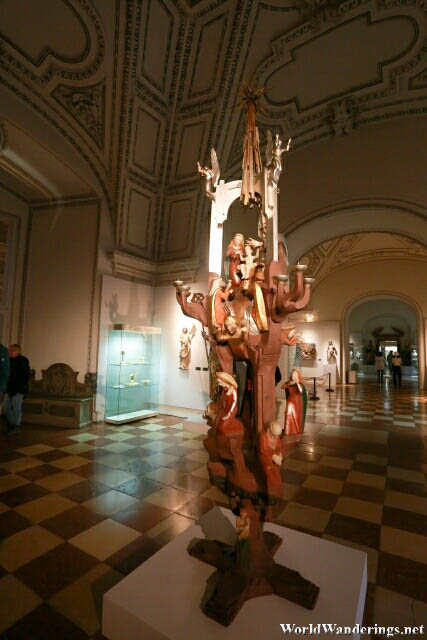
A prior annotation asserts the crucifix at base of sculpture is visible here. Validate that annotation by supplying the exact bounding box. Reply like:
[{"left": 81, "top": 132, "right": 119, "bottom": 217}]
[{"left": 173, "top": 84, "right": 317, "bottom": 626}]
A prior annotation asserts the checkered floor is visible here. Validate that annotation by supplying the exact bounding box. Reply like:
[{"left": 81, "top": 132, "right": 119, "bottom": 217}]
[{"left": 0, "top": 378, "right": 426, "bottom": 638}]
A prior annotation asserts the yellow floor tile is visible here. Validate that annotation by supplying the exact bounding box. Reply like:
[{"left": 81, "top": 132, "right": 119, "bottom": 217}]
[
  {"left": 60, "top": 443, "right": 94, "bottom": 454},
  {"left": 334, "top": 496, "right": 383, "bottom": 524},
  {"left": 69, "top": 519, "right": 140, "bottom": 560},
  {"left": 49, "top": 563, "right": 111, "bottom": 635},
  {"left": 355, "top": 453, "right": 387, "bottom": 466},
  {"left": 82, "top": 489, "right": 139, "bottom": 516},
  {"left": 91, "top": 469, "right": 136, "bottom": 488},
  {"left": 284, "top": 458, "right": 318, "bottom": 474},
  {"left": 50, "top": 455, "right": 91, "bottom": 470},
  {"left": 185, "top": 450, "right": 209, "bottom": 462},
  {"left": 16, "top": 444, "right": 54, "bottom": 456},
  {"left": 277, "top": 501, "right": 331, "bottom": 533},
  {"left": 144, "top": 486, "right": 194, "bottom": 510},
  {"left": 380, "top": 526, "right": 427, "bottom": 565},
  {"left": 347, "top": 470, "right": 386, "bottom": 489},
  {"left": 35, "top": 471, "right": 83, "bottom": 491},
  {"left": 16, "top": 493, "right": 75, "bottom": 523},
  {"left": 374, "top": 586, "right": 417, "bottom": 628},
  {"left": 302, "top": 474, "right": 344, "bottom": 494},
  {"left": 319, "top": 455, "right": 353, "bottom": 470},
  {"left": 0, "top": 474, "right": 30, "bottom": 493},
  {"left": 0, "top": 574, "right": 42, "bottom": 633},
  {"left": 146, "top": 512, "right": 193, "bottom": 543},
  {"left": 384, "top": 490, "right": 427, "bottom": 516},
  {"left": 387, "top": 466, "right": 426, "bottom": 485},
  {"left": 192, "top": 465, "right": 209, "bottom": 479},
  {"left": 0, "top": 457, "right": 43, "bottom": 473},
  {"left": 0, "top": 525, "right": 62, "bottom": 571}
]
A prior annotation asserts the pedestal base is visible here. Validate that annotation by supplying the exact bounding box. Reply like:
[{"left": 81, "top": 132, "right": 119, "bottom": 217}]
[{"left": 103, "top": 508, "right": 367, "bottom": 640}]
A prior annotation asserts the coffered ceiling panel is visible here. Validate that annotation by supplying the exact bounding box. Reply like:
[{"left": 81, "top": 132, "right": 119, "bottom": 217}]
[
  {"left": 132, "top": 104, "right": 164, "bottom": 180},
  {"left": 139, "top": 0, "right": 179, "bottom": 98},
  {"left": 125, "top": 186, "right": 154, "bottom": 257},
  {"left": 162, "top": 194, "right": 197, "bottom": 259},
  {"left": 173, "top": 118, "right": 209, "bottom": 180},
  {"left": 264, "top": 14, "right": 417, "bottom": 110},
  {"left": 0, "top": 0, "right": 88, "bottom": 66},
  {"left": 186, "top": 11, "right": 229, "bottom": 100}
]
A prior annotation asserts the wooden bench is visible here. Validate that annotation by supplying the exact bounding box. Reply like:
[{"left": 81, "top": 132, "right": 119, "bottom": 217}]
[{"left": 22, "top": 363, "right": 95, "bottom": 429}]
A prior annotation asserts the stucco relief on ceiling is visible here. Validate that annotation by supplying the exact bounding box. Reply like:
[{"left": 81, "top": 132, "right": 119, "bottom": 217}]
[
  {"left": 0, "top": 0, "right": 426, "bottom": 266},
  {"left": 299, "top": 232, "right": 427, "bottom": 288}
]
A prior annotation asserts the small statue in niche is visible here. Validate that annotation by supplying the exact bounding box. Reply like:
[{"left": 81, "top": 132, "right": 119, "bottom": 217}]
[
  {"left": 326, "top": 340, "right": 338, "bottom": 365},
  {"left": 240, "top": 237, "right": 264, "bottom": 290},
  {"left": 209, "top": 277, "right": 232, "bottom": 333},
  {"left": 259, "top": 420, "right": 283, "bottom": 499},
  {"left": 281, "top": 368, "right": 307, "bottom": 435},
  {"left": 215, "top": 371, "right": 244, "bottom": 439},
  {"left": 179, "top": 325, "right": 196, "bottom": 370},
  {"left": 226, "top": 233, "right": 245, "bottom": 288}
]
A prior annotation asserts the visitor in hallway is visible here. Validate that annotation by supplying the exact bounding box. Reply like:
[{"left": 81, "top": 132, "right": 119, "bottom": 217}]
[
  {"left": 375, "top": 350, "right": 385, "bottom": 383},
  {"left": 386, "top": 350, "right": 393, "bottom": 374},
  {"left": 3, "top": 344, "right": 30, "bottom": 435},
  {"left": 392, "top": 351, "right": 402, "bottom": 386}
]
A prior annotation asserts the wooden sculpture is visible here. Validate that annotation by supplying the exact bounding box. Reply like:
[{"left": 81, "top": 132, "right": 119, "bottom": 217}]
[{"left": 173, "top": 87, "right": 318, "bottom": 625}]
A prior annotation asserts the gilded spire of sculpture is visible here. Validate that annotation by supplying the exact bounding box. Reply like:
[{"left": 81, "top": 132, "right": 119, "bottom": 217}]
[{"left": 238, "top": 82, "right": 265, "bottom": 207}]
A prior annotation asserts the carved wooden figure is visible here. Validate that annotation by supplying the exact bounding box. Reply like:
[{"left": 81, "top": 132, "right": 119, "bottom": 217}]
[{"left": 176, "top": 92, "right": 317, "bottom": 625}]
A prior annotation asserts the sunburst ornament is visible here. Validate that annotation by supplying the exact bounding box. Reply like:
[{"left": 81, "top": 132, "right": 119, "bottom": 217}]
[{"left": 238, "top": 83, "right": 266, "bottom": 207}]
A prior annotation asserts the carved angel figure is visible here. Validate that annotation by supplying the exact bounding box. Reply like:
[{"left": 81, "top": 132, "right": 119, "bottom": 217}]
[
  {"left": 197, "top": 148, "right": 220, "bottom": 202},
  {"left": 265, "top": 131, "right": 291, "bottom": 186},
  {"left": 179, "top": 325, "right": 196, "bottom": 370}
]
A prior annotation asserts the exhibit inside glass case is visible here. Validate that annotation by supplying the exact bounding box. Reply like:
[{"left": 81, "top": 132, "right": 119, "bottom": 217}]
[{"left": 105, "top": 324, "right": 161, "bottom": 424}]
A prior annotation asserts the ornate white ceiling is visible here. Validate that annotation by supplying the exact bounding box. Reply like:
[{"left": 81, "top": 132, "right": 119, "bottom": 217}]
[
  {"left": 0, "top": 0, "right": 426, "bottom": 263},
  {"left": 299, "top": 231, "right": 427, "bottom": 287}
]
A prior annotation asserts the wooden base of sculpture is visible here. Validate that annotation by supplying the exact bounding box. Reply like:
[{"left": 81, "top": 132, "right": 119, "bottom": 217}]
[{"left": 188, "top": 531, "right": 319, "bottom": 626}]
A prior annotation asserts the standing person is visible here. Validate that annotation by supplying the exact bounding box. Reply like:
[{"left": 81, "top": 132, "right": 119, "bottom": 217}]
[
  {"left": 392, "top": 351, "right": 402, "bottom": 386},
  {"left": 281, "top": 368, "right": 307, "bottom": 434},
  {"left": 0, "top": 343, "right": 10, "bottom": 397},
  {"left": 387, "top": 350, "right": 393, "bottom": 374},
  {"left": 3, "top": 344, "right": 30, "bottom": 435},
  {"left": 375, "top": 350, "right": 385, "bottom": 383}
]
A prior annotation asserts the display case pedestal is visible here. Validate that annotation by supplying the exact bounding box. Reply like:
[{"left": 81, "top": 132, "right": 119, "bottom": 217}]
[
  {"left": 105, "top": 408, "right": 158, "bottom": 425},
  {"left": 103, "top": 508, "right": 367, "bottom": 640}
]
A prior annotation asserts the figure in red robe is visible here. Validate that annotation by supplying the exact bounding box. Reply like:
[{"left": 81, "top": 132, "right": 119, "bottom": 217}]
[{"left": 281, "top": 368, "right": 307, "bottom": 434}]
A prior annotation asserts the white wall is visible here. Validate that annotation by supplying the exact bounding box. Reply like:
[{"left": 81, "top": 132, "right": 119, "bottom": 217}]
[
  {"left": 22, "top": 200, "right": 99, "bottom": 379},
  {"left": 154, "top": 282, "right": 210, "bottom": 411},
  {"left": 0, "top": 186, "right": 29, "bottom": 345},
  {"left": 95, "top": 274, "right": 155, "bottom": 418},
  {"left": 289, "top": 320, "right": 341, "bottom": 383}
]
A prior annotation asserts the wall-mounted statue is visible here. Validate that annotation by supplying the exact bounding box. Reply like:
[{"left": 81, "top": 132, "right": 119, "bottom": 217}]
[
  {"left": 281, "top": 368, "right": 307, "bottom": 435},
  {"left": 326, "top": 341, "right": 338, "bottom": 365},
  {"left": 179, "top": 325, "right": 196, "bottom": 370}
]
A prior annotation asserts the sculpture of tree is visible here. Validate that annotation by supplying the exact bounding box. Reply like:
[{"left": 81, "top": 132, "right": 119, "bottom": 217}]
[{"left": 173, "top": 86, "right": 318, "bottom": 626}]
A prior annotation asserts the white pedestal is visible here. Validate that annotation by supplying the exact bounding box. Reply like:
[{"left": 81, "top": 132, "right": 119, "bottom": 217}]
[{"left": 103, "top": 508, "right": 367, "bottom": 640}]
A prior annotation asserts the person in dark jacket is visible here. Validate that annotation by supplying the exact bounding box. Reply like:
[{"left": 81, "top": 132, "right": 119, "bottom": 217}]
[
  {"left": 0, "top": 343, "right": 9, "bottom": 396},
  {"left": 3, "top": 344, "right": 30, "bottom": 435}
]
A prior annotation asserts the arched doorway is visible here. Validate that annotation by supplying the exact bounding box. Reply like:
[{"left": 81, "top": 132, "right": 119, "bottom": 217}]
[{"left": 345, "top": 295, "right": 419, "bottom": 385}]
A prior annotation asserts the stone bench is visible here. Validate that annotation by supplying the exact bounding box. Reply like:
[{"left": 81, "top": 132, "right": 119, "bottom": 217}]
[{"left": 22, "top": 363, "right": 95, "bottom": 429}]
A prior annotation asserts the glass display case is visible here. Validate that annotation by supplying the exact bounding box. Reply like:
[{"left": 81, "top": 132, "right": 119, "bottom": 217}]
[{"left": 105, "top": 324, "right": 161, "bottom": 424}]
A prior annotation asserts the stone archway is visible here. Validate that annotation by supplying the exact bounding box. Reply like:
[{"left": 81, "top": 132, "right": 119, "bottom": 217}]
[{"left": 341, "top": 293, "right": 425, "bottom": 390}]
